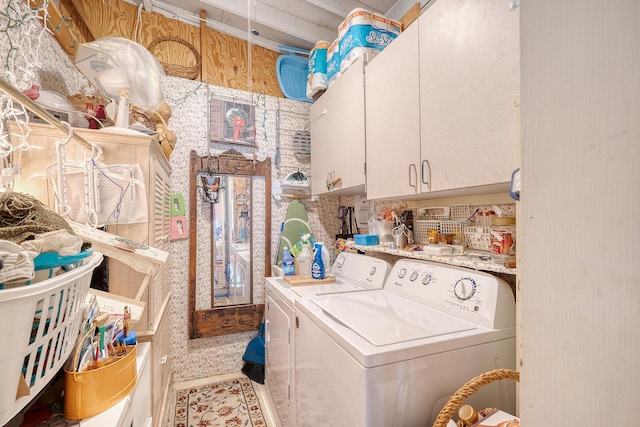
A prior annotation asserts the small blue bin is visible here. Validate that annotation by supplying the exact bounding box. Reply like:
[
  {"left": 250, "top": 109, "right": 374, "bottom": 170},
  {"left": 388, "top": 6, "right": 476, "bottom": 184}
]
[{"left": 354, "top": 234, "right": 379, "bottom": 246}]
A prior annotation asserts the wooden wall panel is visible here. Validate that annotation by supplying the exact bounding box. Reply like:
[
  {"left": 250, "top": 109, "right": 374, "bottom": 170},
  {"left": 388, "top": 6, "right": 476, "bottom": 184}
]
[
  {"left": 251, "top": 45, "right": 282, "bottom": 96},
  {"left": 206, "top": 28, "right": 249, "bottom": 91},
  {"left": 57, "top": 0, "right": 283, "bottom": 97}
]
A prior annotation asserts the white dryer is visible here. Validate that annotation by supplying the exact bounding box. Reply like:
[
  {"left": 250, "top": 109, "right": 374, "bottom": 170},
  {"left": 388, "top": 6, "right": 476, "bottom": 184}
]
[
  {"left": 294, "top": 259, "right": 517, "bottom": 427},
  {"left": 265, "top": 252, "right": 392, "bottom": 427}
]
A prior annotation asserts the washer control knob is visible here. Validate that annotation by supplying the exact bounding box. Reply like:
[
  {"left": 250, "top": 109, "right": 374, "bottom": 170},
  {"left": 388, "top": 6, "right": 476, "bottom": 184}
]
[
  {"left": 454, "top": 277, "right": 477, "bottom": 300},
  {"left": 409, "top": 271, "right": 419, "bottom": 281},
  {"left": 422, "top": 273, "right": 432, "bottom": 285},
  {"left": 335, "top": 256, "right": 345, "bottom": 268},
  {"left": 369, "top": 266, "right": 377, "bottom": 276},
  {"left": 397, "top": 268, "right": 407, "bottom": 279}
]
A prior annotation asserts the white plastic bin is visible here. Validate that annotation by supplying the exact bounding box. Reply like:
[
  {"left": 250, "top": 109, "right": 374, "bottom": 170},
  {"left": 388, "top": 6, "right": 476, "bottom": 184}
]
[{"left": 0, "top": 252, "right": 103, "bottom": 425}]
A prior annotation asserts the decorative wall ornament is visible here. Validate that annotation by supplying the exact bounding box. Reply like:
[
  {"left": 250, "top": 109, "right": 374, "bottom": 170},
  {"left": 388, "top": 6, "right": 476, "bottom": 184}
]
[{"left": 209, "top": 96, "right": 256, "bottom": 147}]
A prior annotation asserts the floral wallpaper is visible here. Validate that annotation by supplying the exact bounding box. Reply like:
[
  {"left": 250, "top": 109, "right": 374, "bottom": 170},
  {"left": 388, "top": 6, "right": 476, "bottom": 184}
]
[{"left": 162, "top": 77, "right": 339, "bottom": 384}]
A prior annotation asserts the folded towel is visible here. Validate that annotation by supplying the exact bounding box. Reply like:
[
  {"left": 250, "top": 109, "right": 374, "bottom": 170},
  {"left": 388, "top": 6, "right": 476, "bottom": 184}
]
[
  {"left": 20, "top": 229, "right": 84, "bottom": 258},
  {"left": 0, "top": 240, "right": 35, "bottom": 286}
]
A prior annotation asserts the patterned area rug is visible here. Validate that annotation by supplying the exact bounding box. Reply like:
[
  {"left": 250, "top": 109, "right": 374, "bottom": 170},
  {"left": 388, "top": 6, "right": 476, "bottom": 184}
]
[{"left": 174, "top": 377, "right": 266, "bottom": 427}]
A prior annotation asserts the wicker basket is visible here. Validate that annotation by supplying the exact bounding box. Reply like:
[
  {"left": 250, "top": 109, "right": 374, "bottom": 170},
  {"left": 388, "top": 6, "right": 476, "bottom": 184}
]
[
  {"left": 148, "top": 36, "right": 201, "bottom": 80},
  {"left": 432, "top": 368, "right": 520, "bottom": 427}
]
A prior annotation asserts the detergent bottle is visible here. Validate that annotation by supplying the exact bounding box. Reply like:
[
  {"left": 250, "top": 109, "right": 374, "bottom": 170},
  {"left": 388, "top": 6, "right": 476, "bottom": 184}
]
[
  {"left": 311, "top": 242, "right": 325, "bottom": 279},
  {"left": 282, "top": 246, "right": 295, "bottom": 276}
]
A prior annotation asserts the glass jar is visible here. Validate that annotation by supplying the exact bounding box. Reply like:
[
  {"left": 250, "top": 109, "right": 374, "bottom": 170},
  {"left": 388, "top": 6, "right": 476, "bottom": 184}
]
[{"left": 490, "top": 217, "right": 516, "bottom": 264}]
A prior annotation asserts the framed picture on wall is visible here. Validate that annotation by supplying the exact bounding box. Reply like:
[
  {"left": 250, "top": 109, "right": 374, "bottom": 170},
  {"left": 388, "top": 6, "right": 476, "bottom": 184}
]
[{"left": 209, "top": 96, "right": 256, "bottom": 146}]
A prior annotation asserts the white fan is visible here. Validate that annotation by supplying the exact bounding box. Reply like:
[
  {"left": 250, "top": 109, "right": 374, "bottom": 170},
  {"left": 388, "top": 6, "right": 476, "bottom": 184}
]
[{"left": 74, "top": 37, "right": 165, "bottom": 133}]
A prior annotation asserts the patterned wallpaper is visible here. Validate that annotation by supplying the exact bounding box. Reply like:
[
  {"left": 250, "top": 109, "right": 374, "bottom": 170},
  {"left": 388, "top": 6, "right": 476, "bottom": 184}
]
[{"left": 162, "top": 77, "right": 340, "bottom": 383}]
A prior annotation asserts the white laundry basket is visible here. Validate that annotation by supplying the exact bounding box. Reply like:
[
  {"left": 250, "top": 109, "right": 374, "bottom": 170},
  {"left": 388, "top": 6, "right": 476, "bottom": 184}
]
[{"left": 0, "top": 251, "right": 103, "bottom": 425}]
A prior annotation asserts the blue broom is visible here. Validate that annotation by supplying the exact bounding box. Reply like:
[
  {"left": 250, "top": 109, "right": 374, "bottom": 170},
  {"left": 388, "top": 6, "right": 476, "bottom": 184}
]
[{"left": 241, "top": 322, "right": 265, "bottom": 384}]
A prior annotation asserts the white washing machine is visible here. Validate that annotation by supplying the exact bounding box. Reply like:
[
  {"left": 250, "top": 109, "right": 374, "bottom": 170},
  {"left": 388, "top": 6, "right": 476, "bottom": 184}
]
[
  {"left": 294, "top": 259, "right": 517, "bottom": 427},
  {"left": 265, "top": 252, "right": 392, "bottom": 427}
]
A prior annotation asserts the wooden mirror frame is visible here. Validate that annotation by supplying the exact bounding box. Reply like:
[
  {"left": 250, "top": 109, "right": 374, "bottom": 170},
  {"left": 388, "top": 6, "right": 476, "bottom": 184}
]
[{"left": 188, "top": 149, "right": 271, "bottom": 338}]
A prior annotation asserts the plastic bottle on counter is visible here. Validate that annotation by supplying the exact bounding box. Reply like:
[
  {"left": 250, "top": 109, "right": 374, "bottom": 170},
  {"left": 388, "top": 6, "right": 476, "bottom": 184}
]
[
  {"left": 311, "top": 242, "right": 325, "bottom": 279},
  {"left": 282, "top": 246, "right": 295, "bottom": 276},
  {"left": 298, "top": 243, "right": 312, "bottom": 277}
]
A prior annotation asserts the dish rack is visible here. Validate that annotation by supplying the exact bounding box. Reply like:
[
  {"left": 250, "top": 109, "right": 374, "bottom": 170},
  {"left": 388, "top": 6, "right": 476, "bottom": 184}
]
[
  {"left": 432, "top": 368, "right": 520, "bottom": 427},
  {"left": 0, "top": 252, "right": 103, "bottom": 426}
]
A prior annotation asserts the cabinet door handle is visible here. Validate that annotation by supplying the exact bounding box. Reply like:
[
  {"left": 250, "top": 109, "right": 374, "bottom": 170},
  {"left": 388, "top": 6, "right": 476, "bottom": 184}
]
[
  {"left": 421, "top": 160, "right": 431, "bottom": 191},
  {"left": 409, "top": 164, "right": 417, "bottom": 192},
  {"left": 160, "top": 355, "right": 169, "bottom": 365}
]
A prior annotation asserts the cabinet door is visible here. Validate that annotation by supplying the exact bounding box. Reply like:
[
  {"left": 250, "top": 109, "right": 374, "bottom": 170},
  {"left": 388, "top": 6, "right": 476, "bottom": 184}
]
[
  {"left": 310, "top": 57, "right": 366, "bottom": 196},
  {"left": 148, "top": 155, "right": 171, "bottom": 329},
  {"left": 365, "top": 22, "right": 421, "bottom": 200},
  {"left": 419, "top": 0, "right": 519, "bottom": 193},
  {"left": 151, "top": 299, "right": 171, "bottom": 427},
  {"left": 265, "top": 293, "right": 294, "bottom": 427}
]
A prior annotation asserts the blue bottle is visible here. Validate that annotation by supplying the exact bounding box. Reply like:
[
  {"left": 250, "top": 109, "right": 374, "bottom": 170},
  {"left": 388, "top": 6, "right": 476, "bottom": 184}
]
[
  {"left": 311, "top": 242, "right": 325, "bottom": 279},
  {"left": 282, "top": 246, "right": 295, "bottom": 276}
]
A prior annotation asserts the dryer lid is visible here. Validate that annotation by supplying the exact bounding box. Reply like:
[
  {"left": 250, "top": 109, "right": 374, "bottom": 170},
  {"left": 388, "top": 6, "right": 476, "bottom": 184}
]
[{"left": 310, "top": 291, "right": 476, "bottom": 346}]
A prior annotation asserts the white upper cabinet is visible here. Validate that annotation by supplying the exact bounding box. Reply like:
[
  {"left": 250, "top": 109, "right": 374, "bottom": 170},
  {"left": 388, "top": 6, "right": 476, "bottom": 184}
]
[
  {"left": 313, "top": 0, "right": 519, "bottom": 200},
  {"left": 310, "top": 56, "right": 367, "bottom": 196},
  {"left": 419, "top": 0, "right": 520, "bottom": 195},
  {"left": 365, "top": 22, "right": 421, "bottom": 200}
]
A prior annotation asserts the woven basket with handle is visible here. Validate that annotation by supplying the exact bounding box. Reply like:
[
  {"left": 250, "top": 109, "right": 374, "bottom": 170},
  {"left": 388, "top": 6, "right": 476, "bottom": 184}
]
[
  {"left": 432, "top": 368, "right": 520, "bottom": 427},
  {"left": 148, "top": 36, "right": 201, "bottom": 80}
]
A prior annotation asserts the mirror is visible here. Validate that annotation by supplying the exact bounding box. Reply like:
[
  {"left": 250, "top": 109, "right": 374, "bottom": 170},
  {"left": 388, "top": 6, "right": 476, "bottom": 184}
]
[
  {"left": 203, "top": 174, "right": 251, "bottom": 307},
  {"left": 189, "top": 149, "right": 271, "bottom": 338}
]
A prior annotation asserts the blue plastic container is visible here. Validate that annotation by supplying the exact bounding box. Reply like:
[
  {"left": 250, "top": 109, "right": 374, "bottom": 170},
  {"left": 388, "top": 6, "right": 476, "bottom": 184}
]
[
  {"left": 354, "top": 234, "right": 379, "bottom": 246},
  {"left": 276, "top": 51, "right": 313, "bottom": 103}
]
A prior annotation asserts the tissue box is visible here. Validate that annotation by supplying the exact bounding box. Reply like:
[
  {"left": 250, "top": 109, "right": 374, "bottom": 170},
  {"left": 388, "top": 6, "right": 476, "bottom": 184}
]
[{"left": 354, "top": 234, "right": 378, "bottom": 245}]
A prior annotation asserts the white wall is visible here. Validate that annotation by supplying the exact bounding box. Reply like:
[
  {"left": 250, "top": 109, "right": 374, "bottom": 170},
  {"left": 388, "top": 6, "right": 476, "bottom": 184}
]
[{"left": 520, "top": 0, "right": 640, "bottom": 424}]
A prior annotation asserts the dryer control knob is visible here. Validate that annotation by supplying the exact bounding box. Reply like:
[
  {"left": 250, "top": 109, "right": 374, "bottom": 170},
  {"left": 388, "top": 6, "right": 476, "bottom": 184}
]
[{"left": 369, "top": 266, "right": 377, "bottom": 276}]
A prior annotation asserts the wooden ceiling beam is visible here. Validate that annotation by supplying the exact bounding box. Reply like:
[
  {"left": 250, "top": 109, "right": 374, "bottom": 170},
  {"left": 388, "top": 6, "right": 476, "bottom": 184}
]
[
  {"left": 69, "top": 0, "right": 99, "bottom": 40},
  {"left": 28, "top": 0, "right": 81, "bottom": 56},
  {"left": 200, "top": 10, "right": 208, "bottom": 82}
]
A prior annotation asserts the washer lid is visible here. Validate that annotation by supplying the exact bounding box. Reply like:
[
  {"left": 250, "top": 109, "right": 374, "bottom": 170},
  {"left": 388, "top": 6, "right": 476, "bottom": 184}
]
[{"left": 310, "top": 291, "right": 476, "bottom": 346}]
